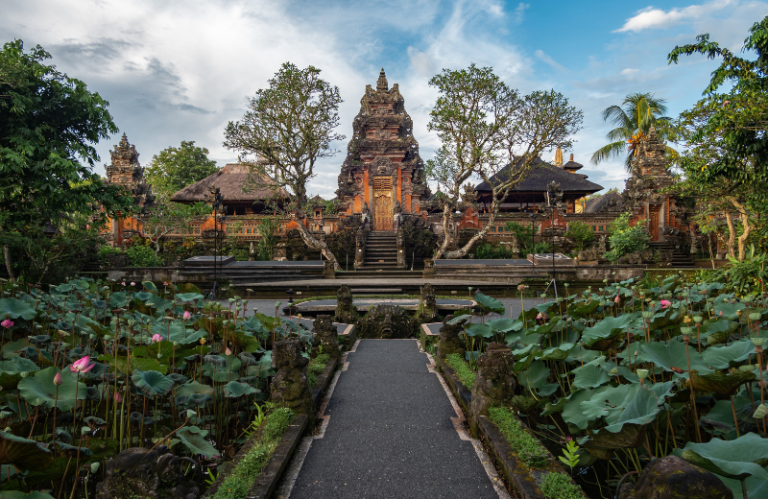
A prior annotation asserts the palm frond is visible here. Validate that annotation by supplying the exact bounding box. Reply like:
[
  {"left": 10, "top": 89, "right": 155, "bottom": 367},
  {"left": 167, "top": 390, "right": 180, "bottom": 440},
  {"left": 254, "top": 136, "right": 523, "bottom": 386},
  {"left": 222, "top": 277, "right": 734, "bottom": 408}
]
[{"left": 591, "top": 140, "right": 627, "bottom": 165}]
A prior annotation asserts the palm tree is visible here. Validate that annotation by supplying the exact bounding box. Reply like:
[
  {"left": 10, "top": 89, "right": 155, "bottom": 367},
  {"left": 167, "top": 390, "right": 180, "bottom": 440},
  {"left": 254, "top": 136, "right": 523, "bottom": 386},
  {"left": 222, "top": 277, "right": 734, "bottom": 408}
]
[{"left": 591, "top": 92, "right": 676, "bottom": 170}]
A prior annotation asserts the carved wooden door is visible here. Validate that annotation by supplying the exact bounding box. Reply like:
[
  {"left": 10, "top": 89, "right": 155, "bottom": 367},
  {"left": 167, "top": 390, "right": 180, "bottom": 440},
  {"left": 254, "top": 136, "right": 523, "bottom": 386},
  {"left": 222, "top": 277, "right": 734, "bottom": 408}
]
[
  {"left": 649, "top": 205, "right": 661, "bottom": 241},
  {"left": 373, "top": 176, "right": 393, "bottom": 231}
]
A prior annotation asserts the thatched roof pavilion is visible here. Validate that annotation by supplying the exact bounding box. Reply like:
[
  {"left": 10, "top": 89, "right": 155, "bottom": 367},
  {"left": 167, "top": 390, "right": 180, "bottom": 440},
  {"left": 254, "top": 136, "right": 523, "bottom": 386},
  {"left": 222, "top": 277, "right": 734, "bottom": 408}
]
[{"left": 171, "top": 164, "right": 288, "bottom": 215}]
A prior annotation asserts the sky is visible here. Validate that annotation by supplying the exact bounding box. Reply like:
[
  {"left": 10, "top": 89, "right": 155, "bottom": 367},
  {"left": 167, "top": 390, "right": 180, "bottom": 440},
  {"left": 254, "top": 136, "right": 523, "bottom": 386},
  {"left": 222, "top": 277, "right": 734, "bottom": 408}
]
[{"left": 2, "top": 0, "right": 766, "bottom": 198}]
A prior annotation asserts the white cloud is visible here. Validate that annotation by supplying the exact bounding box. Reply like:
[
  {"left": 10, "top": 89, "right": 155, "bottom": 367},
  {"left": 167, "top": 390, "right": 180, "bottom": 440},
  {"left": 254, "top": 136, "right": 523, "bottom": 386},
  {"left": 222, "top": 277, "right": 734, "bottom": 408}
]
[
  {"left": 513, "top": 3, "right": 530, "bottom": 24},
  {"left": 614, "top": 0, "right": 736, "bottom": 33},
  {"left": 620, "top": 68, "right": 639, "bottom": 75},
  {"left": 535, "top": 50, "right": 568, "bottom": 72}
]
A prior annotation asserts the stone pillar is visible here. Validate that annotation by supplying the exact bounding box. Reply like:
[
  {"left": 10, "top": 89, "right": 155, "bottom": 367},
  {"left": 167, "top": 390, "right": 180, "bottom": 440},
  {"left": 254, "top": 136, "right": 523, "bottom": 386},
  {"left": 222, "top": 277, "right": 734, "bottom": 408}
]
[
  {"left": 323, "top": 260, "right": 335, "bottom": 279},
  {"left": 313, "top": 315, "right": 340, "bottom": 359},
  {"left": 469, "top": 342, "right": 515, "bottom": 433},
  {"left": 270, "top": 339, "right": 313, "bottom": 417},
  {"left": 437, "top": 314, "right": 465, "bottom": 360},
  {"left": 248, "top": 241, "right": 256, "bottom": 261},
  {"left": 335, "top": 285, "right": 355, "bottom": 324},
  {"left": 415, "top": 284, "right": 438, "bottom": 323}
]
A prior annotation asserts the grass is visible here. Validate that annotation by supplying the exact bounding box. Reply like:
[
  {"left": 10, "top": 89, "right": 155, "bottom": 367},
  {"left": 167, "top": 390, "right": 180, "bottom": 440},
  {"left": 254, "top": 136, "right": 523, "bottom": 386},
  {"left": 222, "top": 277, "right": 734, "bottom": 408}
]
[
  {"left": 212, "top": 407, "right": 294, "bottom": 499},
  {"left": 445, "top": 353, "right": 476, "bottom": 388},
  {"left": 307, "top": 353, "right": 331, "bottom": 387},
  {"left": 541, "top": 472, "right": 586, "bottom": 499},
  {"left": 488, "top": 406, "right": 549, "bottom": 470}
]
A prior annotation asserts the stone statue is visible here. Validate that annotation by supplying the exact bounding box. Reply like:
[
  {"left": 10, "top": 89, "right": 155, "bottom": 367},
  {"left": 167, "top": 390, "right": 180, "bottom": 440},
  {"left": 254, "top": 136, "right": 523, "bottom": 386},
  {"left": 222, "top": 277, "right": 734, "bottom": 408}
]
[
  {"left": 415, "top": 284, "right": 438, "bottom": 323},
  {"left": 96, "top": 446, "right": 201, "bottom": 499},
  {"left": 618, "top": 455, "right": 733, "bottom": 499},
  {"left": 313, "top": 315, "right": 340, "bottom": 359},
  {"left": 437, "top": 315, "right": 465, "bottom": 359},
  {"left": 469, "top": 343, "right": 515, "bottom": 432},
  {"left": 335, "top": 285, "right": 355, "bottom": 324},
  {"left": 598, "top": 234, "right": 607, "bottom": 256},
  {"left": 359, "top": 305, "right": 413, "bottom": 339},
  {"left": 270, "top": 339, "right": 313, "bottom": 417}
]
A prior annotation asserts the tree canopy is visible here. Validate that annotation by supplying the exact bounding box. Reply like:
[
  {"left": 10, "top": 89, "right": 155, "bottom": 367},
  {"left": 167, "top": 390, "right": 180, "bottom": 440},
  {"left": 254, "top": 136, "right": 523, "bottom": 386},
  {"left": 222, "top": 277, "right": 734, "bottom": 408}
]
[
  {"left": 144, "top": 141, "right": 218, "bottom": 201},
  {"left": 0, "top": 40, "right": 134, "bottom": 281},
  {"left": 223, "top": 62, "right": 344, "bottom": 267}
]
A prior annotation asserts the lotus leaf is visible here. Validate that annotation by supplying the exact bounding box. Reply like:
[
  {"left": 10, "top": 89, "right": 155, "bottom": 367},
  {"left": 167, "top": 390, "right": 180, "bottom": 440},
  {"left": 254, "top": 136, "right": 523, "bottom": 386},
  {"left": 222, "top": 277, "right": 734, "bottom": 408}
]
[
  {"left": 714, "top": 302, "right": 745, "bottom": 320},
  {"left": 518, "top": 360, "right": 550, "bottom": 392},
  {"left": 541, "top": 398, "right": 566, "bottom": 417},
  {"left": 176, "top": 426, "right": 218, "bottom": 457},
  {"left": 572, "top": 362, "right": 612, "bottom": 389},
  {"left": 232, "top": 331, "right": 261, "bottom": 353},
  {"left": 241, "top": 316, "right": 269, "bottom": 335},
  {"left": 562, "top": 389, "right": 595, "bottom": 430},
  {"left": 486, "top": 318, "right": 522, "bottom": 333},
  {"left": 0, "top": 492, "right": 56, "bottom": 499},
  {"left": 567, "top": 299, "right": 600, "bottom": 318},
  {"left": 602, "top": 388, "right": 660, "bottom": 433},
  {"left": 0, "top": 298, "right": 37, "bottom": 320},
  {"left": 131, "top": 370, "right": 174, "bottom": 398},
  {"left": 512, "top": 351, "right": 535, "bottom": 373},
  {"left": 108, "top": 292, "right": 128, "bottom": 308},
  {"left": 702, "top": 338, "right": 755, "bottom": 369},
  {"left": 678, "top": 432, "right": 768, "bottom": 480},
  {"left": 702, "top": 320, "right": 738, "bottom": 345},
  {"left": 115, "top": 356, "right": 167, "bottom": 375},
  {"left": 473, "top": 292, "right": 504, "bottom": 315},
  {"left": 465, "top": 323, "right": 493, "bottom": 338},
  {"left": 167, "top": 373, "right": 188, "bottom": 385},
  {"left": 176, "top": 293, "right": 204, "bottom": 303},
  {"left": 719, "top": 474, "right": 768, "bottom": 499},
  {"left": 222, "top": 381, "right": 259, "bottom": 398},
  {"left": 0, "top": 431, "right": 53, "bottom": 470},
  {"left": 689, "top": 369, "right": 756, "bottom": 396},
  {"left": 0, "top": 357, "right": 40, "bottom": 375},
  {"left": 175, "top": 381, "right": 214, "bottom": 397},
  {"left": 639, "top": 341, "right": 713, "bottom": 377},
  {"left": 55, "top": 441, "right": 93, "bottom": 456},
  {"left": 581, "top": 314, "right": 640, "bottom": 349},
  {"left": 18, "top": 367, "right": 86, "bottom": 411}
]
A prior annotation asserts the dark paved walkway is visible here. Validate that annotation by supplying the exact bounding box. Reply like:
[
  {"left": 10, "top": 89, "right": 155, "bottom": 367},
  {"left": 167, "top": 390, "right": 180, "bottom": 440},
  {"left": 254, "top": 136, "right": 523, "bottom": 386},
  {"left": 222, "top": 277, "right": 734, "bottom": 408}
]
[{"left": 285, "top": 340, "right": 504, "bottom": 499}]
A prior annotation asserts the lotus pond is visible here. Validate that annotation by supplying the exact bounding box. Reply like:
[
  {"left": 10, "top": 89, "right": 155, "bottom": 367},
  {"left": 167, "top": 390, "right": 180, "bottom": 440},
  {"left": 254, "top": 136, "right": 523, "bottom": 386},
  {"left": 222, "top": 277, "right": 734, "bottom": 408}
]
[
  {"left": 0, "top": 278, "right": 312, "bottom": 498},
  {"left": 451, "top": 275, "right": 768, "bottom": 499}
]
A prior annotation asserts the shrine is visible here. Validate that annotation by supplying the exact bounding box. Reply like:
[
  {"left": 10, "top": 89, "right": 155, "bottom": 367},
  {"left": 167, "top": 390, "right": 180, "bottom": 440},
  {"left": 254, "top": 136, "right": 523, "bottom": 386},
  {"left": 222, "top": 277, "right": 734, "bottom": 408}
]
[{"left": 336, "top": 69, "right": 431, "bottom": 230}]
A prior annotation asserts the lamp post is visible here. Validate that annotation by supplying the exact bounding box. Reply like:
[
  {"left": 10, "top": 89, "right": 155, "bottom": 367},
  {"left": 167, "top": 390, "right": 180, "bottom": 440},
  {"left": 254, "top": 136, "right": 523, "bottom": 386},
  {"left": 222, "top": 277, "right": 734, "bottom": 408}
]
[
  {"left": 529, "top": 212, "right": 536, "bottom": 272},
  {"left": 210, "top": 187, "right": 223, "bottom": 300}
]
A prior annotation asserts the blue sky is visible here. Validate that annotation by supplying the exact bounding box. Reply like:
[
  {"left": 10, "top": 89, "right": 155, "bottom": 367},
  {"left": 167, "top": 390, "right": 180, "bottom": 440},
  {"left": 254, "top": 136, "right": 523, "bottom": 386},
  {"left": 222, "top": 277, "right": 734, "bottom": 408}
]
[{"left": 2, "top": 0, "right": 766, "bottom": 197}]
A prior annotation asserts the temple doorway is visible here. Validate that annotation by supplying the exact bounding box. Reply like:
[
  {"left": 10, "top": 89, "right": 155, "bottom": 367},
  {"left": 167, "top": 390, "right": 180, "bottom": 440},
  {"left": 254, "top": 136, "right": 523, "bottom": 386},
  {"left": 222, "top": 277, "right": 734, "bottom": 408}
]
[
  {"left": 373, "top": 176, "right": 393, "bottom": 231},
  {"left": 649, "top": 204, "right": 661, "bottom": 241}
]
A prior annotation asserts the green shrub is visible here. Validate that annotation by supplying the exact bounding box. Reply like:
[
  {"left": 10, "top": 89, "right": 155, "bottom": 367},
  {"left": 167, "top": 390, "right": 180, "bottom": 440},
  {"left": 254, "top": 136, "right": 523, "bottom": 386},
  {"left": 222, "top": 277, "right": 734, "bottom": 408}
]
[
  {"left": 541, "top": 472, "right": 586, "bottom": 499},
  {"left": 125, "top": 244, "right": 162, "bottom": 267},
  {"left": 213, "top": 407, "right": 293, "bottom": 499},
  {"left": 488, "top": 406, "right": 549, "bottom": 469},
  {"left": 445, "top": 353, "right": 476, "bottom": 388},
  {"left": 307, "top": 353, "right": 330, "bottom": 387},
  {"left": 564, "top": 220, "right": 594, "bottom": 253},
  {"left": 604, "top": 212, "right": 649, "bottom": 262},
  {"left": 98, "top": 245, "right": 123, "bottom": 258}
]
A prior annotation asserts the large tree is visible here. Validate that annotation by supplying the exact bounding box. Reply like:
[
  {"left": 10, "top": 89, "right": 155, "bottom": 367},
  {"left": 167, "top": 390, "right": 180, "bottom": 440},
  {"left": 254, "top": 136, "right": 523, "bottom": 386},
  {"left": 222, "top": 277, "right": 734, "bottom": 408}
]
[
  {"left": 0, "top": 40, "right": 134, "bottom": 281},
  {"left": 591, "top": 92, "right": 676, "bottom": 170},
  {"left": 223, "top": 62, "right": 344, "bottom": 267},
  {"left": 426, "top": 64, "right": 582, "bottom": 259},
  {"left": 144, "top": 141, "right": 218, "bottom": 201},
  {"left": 668, "top": 16, "right": 768, "bottom": 261}
]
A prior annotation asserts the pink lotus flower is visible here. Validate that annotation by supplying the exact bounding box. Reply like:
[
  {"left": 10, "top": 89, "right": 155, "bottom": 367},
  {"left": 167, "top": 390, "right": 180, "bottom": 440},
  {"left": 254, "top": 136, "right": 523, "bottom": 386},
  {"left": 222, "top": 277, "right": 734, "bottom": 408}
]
[
  {"left": 151, "top": 334, "right": 163, "bottom": 343},
  {"left": 53, "top": 372, "right": 63, "bottom": 386},
  {"left": 660, "top": 300, "right": 671, "bottom": 309},
  {"left": 70, "top": 356, "right": 95, "bottom": 374},
  {"left": 163, "top": 282, "right": 169, "bottom": 286},
  {"left": 614, "top": 295, "right": 620, "bottom": 303},
  {"left": 121, "top": 282, "right": 126, "bottom": 286},
  {"left": 225, "top": 347, "right": 232, "bottom": 356},
  {"left": 130, "top": 282, "right": 136, "bottom": 286},
  {"left": 114, "top": 392, "right": 122, "bottom": 403},
  {"left": 183, "top": 311, "right": 191, "bottom": 320},
  {"left": 0, "top": 319, "right": 13, "bottom": 328},
  {"left": 719, "top": 311, "right": 724, "bottom": 317}
]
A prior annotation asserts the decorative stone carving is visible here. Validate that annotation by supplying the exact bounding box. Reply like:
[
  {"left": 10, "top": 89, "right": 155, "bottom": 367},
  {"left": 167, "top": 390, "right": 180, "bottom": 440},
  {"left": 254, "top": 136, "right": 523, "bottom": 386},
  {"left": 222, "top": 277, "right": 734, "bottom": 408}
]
[
  {"left": 104, "top": 133, "right": 155, "bottom": 209},
  {"left": 437, "top": 315, "right": 465, "bottom": 359},
  {"left": 415, "top": 284, "right": 438, "bottom": 323},
  {"left": 96, "top": 446, "right": 201, "bottom": 499},
  {"left": 469, "top": 343, "right": 515, "bottom": 432},
  {"left": 358, "top": 304, "right": 413, "bottom": 339},
  {"left": 335, "top": 285, "right": 355, "bottom": 324},
  {"left": 313, "top": 315, "right": 340, "bottom": 359},
  {"left": 270, "top": 339, "right": 313, "bottom": 416},
  {"left": 618, "top": 455, "right": 733, "bottom": 499}
]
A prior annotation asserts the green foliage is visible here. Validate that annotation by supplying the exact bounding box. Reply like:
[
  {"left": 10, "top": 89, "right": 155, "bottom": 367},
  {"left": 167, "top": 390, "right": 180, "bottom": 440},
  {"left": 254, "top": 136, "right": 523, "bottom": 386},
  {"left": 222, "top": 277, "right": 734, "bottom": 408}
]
[
  {"left": 255, "top": 217, "right": 279, "bottom": 261},
  {"left": 541, "top": 472, "right": 586, "bottom": 499},
  {"left": 445, "top": 353, "right": 476, "bottom": 388},
  {"left": 307, "top": 353, "right": 330, "bottom": 387},
  {"left": 0, "top": 40, "right": 134, "bottom": 281},
  {"left": 715, "top": 244, "right": 768, "bottom": 293},
  {"left": 213, "top": 407, "right": 293, "bottom": 499},
  {"left": 476, "top": 243, "right": 515, "bottom": 260},
  {"left": 558, "top": 438, "right": 580, "bottom": 473},
  {"left": 125, "top": 244, "right": 162, "bottom": 267},
  {"left": 604, "top": 213, "right": 649, "bottom": 262},
  {"left": 564, "top": 221, "right": 595, "bottom": 253},
  {"left": 488, "top": 406, "right": 549, "bottom": 469},
  {"left": 144, "top": 141, "right": 218, "bottom": 200}
]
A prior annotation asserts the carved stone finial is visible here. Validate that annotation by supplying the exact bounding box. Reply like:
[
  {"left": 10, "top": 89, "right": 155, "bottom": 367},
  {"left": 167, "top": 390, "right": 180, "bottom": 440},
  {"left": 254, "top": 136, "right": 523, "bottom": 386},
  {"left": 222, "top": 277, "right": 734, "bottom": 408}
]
[
  {"left": 313, "top": 315, "right": 340, "bottom": 359},
  {"left": 377, "top": 68, "right": 388, "bottom": 92},
  {"left": 554, "top": 147, "right": 563, "bottom": 167},
  {"left": 335, "top": 285, "right": 355, "bottom": 324}
]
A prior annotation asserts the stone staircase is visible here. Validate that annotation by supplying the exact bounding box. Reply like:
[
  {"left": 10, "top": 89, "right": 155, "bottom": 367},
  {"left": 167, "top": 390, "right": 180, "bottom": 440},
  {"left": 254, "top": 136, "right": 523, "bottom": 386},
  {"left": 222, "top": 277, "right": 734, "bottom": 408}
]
[
  {"left": 651, "top": 241, "right": 695, "bottom": 267},
  {"left": 363, "top": 231, "right": 400, "bottom": 269}
]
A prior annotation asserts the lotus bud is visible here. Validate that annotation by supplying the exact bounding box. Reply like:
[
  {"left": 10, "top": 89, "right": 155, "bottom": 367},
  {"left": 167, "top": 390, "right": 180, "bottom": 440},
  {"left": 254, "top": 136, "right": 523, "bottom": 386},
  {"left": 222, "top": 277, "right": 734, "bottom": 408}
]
[
  {"left": 186, "top": 409, "right": 196, "bottom": 420},
  {"left": 114, "top": 392, "right": 122, "bottom": 403},
  {"left": 157, "top": 353, "right": 163, "bottom": 359},
  {"left": 20, "top": 371, "right": 29, "bottom": 378},
  {"left": 225, "top": 347, "right": 232, "bottom": 356},
  {"left": 636, "top": 369, "right": 649, "bottom": 380},
  {"left": 0, "top": 319, "right": 13, "bottom": 329},
  {"left": 81, "top": 426, "right": 90, "bottom": 436},
  {"left": 53, "top": 372, "right": 64, "bottom": 386},
  {"left": 753, "top": 403, "right": 768, "bottom": 419},
  {"left": 609, "top": 367, "right": 618, "bottom": 376},
  {"left": 183, "top": 311, "right": 191, "bottom": 320},
  {"left": 173, "top": 341, "right": 179, "bottom": 347},
  {"left": 90, "top": 462, "right": 100, "bottom": 474},
  {"left": 200, "top": 338, "right": 207, "bottom": 345}
]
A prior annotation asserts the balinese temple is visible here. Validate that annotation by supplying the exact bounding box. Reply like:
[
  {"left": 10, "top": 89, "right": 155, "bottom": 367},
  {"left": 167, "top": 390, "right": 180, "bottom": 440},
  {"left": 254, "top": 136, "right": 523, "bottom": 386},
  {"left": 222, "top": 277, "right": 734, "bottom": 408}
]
[
  {"left": 105, "top": 133, "right": 154, "bottom": 209},
  {"left": 336, "top": 69, "right": 431, "bottom": 230},
  {"left": 473, "top": 153, "right": 602, "bottom": 214}
]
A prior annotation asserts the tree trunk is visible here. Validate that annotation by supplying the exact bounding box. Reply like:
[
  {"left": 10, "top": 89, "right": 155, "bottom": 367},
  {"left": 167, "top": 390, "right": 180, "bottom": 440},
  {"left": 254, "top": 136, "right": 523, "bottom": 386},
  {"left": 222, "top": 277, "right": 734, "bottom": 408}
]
[
  {"left": 443, "top": 197, "right": 500, "bottom": 259},
  {"left": 724, "top": 212, "right": 736, "bottom": 259},
  {"left": 728, "top": 197, "right": 751, "bottom": 262},
  {"left": 433, "top": 200, "right": 453, "bottom": 260},
  {"left": 292, "top": 215, "right": 340, "bottom": 270},
  {"left": 3, "top": 245, "right": 15, "bottom": 283}
]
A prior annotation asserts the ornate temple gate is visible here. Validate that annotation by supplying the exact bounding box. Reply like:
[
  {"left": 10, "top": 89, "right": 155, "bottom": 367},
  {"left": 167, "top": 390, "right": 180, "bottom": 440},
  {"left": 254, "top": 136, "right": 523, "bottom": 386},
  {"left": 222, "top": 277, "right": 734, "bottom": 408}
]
[
  {"left": 649, "top": 204, "right": 661, "bottom": 241},
  {"left": 373, "top": 176, "right": 393, "bottom": 231}
]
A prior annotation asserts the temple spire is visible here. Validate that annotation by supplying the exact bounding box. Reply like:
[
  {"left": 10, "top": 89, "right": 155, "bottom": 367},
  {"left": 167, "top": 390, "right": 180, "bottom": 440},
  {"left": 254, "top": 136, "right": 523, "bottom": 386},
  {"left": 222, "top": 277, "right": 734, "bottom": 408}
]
[
  {"left": 554, "top": 147, "right": 563, "bottom": 167},
  {"left": 377, "top": 68, "right": 388, "bottom": 92}
]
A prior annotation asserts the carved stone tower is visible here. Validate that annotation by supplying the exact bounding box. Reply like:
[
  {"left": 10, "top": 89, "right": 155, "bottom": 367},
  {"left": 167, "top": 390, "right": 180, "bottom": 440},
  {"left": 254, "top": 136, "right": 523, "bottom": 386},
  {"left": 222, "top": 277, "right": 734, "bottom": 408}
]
[
  {"left": 105, "top": 133, "right": 154, "bottom": 208},
  {"left": 336, "top": 69, "right": 431, "bottom": 230}
]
